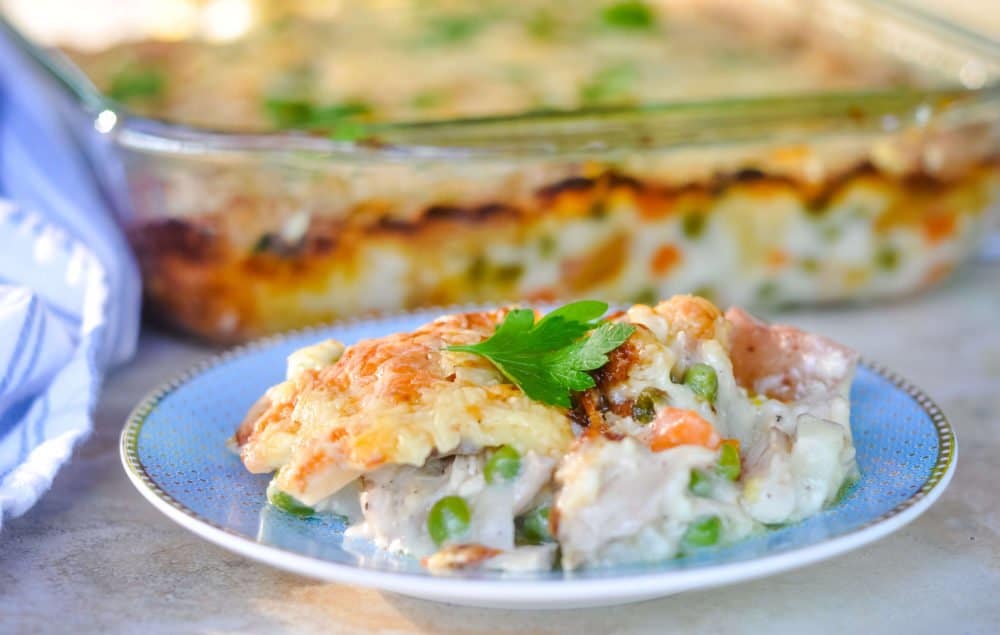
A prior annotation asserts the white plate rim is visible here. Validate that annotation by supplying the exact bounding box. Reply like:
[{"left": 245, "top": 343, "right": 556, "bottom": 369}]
[{"left": 120, "top": 309, "right": 957, "bottom": 608}]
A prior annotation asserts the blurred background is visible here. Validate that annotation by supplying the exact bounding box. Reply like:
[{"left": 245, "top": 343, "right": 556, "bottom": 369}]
[{"left": 4, "top": 0, "right": 998, "bottom": 345}]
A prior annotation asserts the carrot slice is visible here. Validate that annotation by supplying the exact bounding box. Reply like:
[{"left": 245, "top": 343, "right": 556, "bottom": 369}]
[
  {"left": 650, "top": 244, "right": 682, "bottom": 276},
  {"left": 765, "top": 249, "right": 790, "bottom": 270},
  {"left": 647, "top": 407, "right": 721, "bottom": 452},
  {"left": 923, "top": 212, "right": 956, "bottom": 245}
]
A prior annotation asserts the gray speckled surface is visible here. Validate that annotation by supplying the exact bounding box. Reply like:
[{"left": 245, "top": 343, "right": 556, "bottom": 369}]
[{"left": 1, "top": 263, "right": 998, "bottom": 635}]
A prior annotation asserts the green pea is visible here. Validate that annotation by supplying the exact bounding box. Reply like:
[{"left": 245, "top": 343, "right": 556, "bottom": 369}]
[
  {"left": 516, "top": 506, "right": 553, "bottom": 545},
  {"left": 484, "top": 445, "right": 522, "bottom": 484},
  {"left": 875, "top": 245, "right": 900, "bottom": 271},
  {"left": 717, "top": 443, "right": 741, "bottom": 481},
  {"left": 538, "top": 235, "right": 557, "bottom": 258},
  {"left": 632, "top": 387, "right": 668, "bottom": 424},
  {"left": 688, "top": 469, "right": 713, "bottom": 497},
  {"left": 427, "top": 495, "right": 471, "bottom": 546},
  {"left": 268, "top": 489, "right": 315, "bottom": 518},
  {"left": 682, "top": 515, "right": 721, "bottom": 548},
  {"left": 682, "top": 212, "right": 707, "bottom": 239},
  {"left": 683, "top": 363, "right": 718, "bottom": 403}
]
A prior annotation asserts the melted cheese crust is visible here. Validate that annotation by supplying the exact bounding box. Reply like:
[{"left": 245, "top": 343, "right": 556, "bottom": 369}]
[{"left": 239, "top": 308, "right": 575, "bottom": 504}]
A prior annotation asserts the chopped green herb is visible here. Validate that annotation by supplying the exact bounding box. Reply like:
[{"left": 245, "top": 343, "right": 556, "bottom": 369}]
[
  {"left": 268, "top": 489, "right": 315, "bottom": 518},
  {"left": 484, "top": 445, "right": 522, "bottom": 484},
  {"left": 263, "top": 96, "right": 314, "bottom": 128},
  {"left": 601, "top": 1, "right": 656, "bottom": 30},
  {"left": 683, "top": 363, "right": 718, "bottom": 404},
  {"left": 516, "top": 506, "right": 553, "bottom": 545},
  {"left": 682, "top": 515, "right": 721, "bottom": 548},
  {"left": 264, "top": 97, "right": 371, "bottom": 130},
  {"left": 428, "top": 496, "right": 471, "bottom": 546},
  {"left": 632, "top": 386, "right": 668, "bottom": 424},
  {"left": 446, "top": 300, "right": 636, "bottom": 408},
  {"left": 108, "top": 67, "right": 164, "bottom": 103},
  {"left": 330, "top": 120, "right": 370, "bottom": 142},
  {"left": 801, "top": 257, "right": 821, "bottom": 273}
]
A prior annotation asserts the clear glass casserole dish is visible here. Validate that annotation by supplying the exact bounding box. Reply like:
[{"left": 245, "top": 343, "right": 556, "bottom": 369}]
[{"left": 3, "top": 0, "right": 999, "bottom": 343}]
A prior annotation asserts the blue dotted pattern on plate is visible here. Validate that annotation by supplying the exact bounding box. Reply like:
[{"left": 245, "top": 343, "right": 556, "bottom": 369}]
[{"left": 133, "top": 311, "right": 946, "bottom": 580}]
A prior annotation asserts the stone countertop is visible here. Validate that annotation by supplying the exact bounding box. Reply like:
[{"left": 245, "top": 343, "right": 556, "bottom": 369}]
[{"left": 1, "top": 262, "right": 998, "bottom": 634}]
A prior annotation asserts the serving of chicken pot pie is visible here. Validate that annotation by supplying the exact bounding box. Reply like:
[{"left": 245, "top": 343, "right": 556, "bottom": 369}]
[{"left": 235, "top": 296, "right": 858, "bottom": 571}]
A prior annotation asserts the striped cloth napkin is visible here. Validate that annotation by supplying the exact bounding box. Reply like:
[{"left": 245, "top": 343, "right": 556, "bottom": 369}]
[{"left": 0, "top": 31, "right": 140, "bottom": 528}]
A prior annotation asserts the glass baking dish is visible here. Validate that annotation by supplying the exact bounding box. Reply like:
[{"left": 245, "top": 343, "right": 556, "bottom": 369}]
[{"left": 3, "top": 0, "right": 999, "bottom": 343}]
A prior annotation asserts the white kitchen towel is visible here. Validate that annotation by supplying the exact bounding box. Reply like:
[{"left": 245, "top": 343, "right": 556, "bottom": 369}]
[{"left": 0, "top": 29, "right": 140, "bottom": 528}]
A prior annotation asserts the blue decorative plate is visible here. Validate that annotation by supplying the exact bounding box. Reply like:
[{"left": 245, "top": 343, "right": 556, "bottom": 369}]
[{"left": 121, "top": 309, "right": 956, "bottom": 609}]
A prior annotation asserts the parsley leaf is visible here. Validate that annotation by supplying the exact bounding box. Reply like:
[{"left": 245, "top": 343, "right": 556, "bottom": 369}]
[
  {"left": 601, "top": 1, "right": 656, "bottom": 30},
  {"left": 263, "top": 97, "right": 372, "bottom": 130},
  {"left": 108, "top": 66, "right": 165, "bottom": 103},
  {"left": 445, "top": 301, "right": 635, "bottom": 408}
]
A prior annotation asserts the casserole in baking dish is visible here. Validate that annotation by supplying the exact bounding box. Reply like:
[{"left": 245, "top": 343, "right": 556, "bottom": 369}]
[{"left": 4, "top": 0, "right": 999, "bottom": 342}]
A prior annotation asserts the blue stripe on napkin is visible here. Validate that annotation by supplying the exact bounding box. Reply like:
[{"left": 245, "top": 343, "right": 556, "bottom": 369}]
[{"left": 0, "top": 29, "right": 140, "bottom": 527}]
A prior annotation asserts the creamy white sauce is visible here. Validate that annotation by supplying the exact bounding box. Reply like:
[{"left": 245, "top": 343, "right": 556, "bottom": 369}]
[
  {"left": 555, "top": 439, "right": 754, "bottom": 568},
  {"left": 273, "top": 302, "right": 860, "bottom": 571},
  {"left": 346, "top": 452, "right": 555, "bottom": 559}
]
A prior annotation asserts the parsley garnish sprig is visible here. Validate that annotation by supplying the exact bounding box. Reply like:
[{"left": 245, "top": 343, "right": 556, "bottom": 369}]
[{"left": 445, "top": 301, "right": 635, "bottom": 408}]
